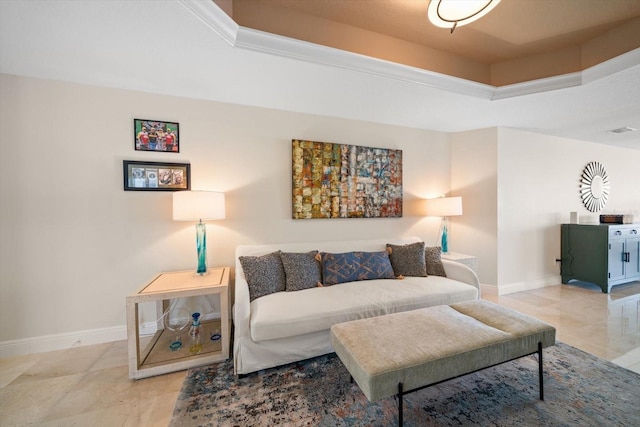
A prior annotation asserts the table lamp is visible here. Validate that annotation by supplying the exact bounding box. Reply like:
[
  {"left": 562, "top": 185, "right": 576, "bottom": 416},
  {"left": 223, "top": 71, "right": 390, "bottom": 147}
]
[
  {"left": 173, "top": 191, "right": 225, "bottom": 274},
  {"left": 425, "top": 196, "right": 463, "bottom": 254}
]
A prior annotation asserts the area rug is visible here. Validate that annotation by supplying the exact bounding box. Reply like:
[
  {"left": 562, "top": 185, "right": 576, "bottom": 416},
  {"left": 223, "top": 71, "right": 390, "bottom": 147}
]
[{"left": 170, "top": 342, "right": 640, "bottom": 426}]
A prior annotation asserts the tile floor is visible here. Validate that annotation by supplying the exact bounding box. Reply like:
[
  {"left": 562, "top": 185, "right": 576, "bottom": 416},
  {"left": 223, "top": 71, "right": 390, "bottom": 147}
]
[{"left": 1, "top": 281, "right": 639, "bottom": 426}]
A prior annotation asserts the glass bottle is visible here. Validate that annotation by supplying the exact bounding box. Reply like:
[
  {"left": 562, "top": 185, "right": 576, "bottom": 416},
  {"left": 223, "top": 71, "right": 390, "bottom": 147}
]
[
  {"left": 189, "top": 312, "right": 201, "bottom": 337},
  {"left": 188, "top": 312, "right": 203, "bottom": 354}
]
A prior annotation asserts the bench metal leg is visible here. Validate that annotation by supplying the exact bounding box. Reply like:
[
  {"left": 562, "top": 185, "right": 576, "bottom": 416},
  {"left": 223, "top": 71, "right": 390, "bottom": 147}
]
[
  {"left": 398, "top": 382, "right": 403, "bottom": 427},
  {"left": 387, "top": 344, "right": 546, "bottom": 426},
  {"left": 538, "top": 341, "right": 544, "bottom": 401}
]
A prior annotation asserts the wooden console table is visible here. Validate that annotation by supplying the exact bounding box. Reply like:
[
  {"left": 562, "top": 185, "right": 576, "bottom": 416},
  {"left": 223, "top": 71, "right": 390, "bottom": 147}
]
[{"left": 126, "top": 267, "right": 230, "bottom": 379}]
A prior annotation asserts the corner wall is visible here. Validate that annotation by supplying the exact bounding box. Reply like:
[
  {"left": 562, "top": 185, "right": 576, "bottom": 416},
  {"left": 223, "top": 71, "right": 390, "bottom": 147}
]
[
  {"left": 496, "top": 128, "right": 640, "bottom": 293},
  {"left": 450, "top": 128, "right": 499, "bottom": 285},
  {"left": 451, "top": 126, "right": 640, "bottom": 294}
]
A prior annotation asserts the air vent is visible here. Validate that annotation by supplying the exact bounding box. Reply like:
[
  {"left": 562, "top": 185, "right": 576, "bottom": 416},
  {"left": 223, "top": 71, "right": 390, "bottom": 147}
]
[{"left": 608, "top": 126, "right": 638, "bottom": 134}]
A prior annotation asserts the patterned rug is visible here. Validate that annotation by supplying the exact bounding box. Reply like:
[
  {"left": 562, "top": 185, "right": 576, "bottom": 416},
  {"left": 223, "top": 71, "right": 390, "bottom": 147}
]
[{"left": 171, "top": 342, "right": 640, "bottom": 426}]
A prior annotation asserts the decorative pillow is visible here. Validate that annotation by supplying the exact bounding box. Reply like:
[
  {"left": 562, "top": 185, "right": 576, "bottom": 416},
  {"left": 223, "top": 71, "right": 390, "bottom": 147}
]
[
  {"left": 386, "top": 241, "right": 427, "bottom": 277},
  {"left": 425, "top": 246, "right": 446, "bottom": 277},
  {"left": 239, "top": 251, "right": 286, "bottom": 301},
  {"left": 280, "top": 251, "right": 322, "bottom": 291},
  {"left": 320, "top": 251, "right": 395, "bottom": 286}
]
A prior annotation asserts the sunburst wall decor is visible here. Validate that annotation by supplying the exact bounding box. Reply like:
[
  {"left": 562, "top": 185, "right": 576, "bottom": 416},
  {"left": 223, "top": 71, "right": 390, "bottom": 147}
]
[{"left": 579, "top": 161, "right": 609, "bottom": 212}]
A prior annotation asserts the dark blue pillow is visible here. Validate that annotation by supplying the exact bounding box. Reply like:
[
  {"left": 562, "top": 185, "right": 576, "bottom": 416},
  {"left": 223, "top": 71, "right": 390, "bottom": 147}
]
[{"left": 320, "top": 251, "right": 395, "bottom": 286}]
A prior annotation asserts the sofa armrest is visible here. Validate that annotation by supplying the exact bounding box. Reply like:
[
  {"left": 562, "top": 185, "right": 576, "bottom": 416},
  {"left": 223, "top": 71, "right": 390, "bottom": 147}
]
[
  {"left": 233, "top": 256, "right": 252, "bottom": 342},
  {"left": 442, "top": 259, "right": 480, "bottom": 297}
]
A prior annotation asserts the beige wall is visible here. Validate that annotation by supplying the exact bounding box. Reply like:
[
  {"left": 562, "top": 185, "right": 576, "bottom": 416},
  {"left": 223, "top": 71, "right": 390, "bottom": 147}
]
[
  {"left": 496, "top": 128, "right": 640, "bottom": 293},
  {"left": 450, "top": 127, "right": 640, "bottom": 294},
  {"left": 2, "top": 74, "right": 639, "bottom": 355},
  {"left": 0, "top": 74, "right": 450, "bottom": 354},
  {"left": 451, "top": 128, "right": 499, "bottom": 285}
]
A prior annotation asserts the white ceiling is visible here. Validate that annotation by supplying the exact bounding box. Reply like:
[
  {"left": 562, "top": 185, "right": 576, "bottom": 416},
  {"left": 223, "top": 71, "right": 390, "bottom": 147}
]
[{"left": 1, "top": 0, "right": 639, "bottom": 150}]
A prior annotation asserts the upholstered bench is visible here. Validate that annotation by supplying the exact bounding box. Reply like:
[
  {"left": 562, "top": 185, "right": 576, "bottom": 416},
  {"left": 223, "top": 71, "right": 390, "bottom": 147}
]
[{"left": 330, "top": 300, "right": 556, "bottom": 426}]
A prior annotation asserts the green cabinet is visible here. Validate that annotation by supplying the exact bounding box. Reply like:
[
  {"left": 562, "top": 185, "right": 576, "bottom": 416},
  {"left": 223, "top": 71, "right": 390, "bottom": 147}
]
[{"left": 561, "top": 223, "right": 640, "bottom": 293}]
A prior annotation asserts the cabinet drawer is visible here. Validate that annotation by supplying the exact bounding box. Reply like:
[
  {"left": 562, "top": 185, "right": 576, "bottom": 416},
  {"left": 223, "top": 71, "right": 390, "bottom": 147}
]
[
  {"left": 609, "top": 228, "right": 625, "bottom": 239},
  {"left": 626, "top": 228, "right": 640, "bottom": 237},
  {"left": 609, "top": 226, "right": 639, "bottom": 239}
]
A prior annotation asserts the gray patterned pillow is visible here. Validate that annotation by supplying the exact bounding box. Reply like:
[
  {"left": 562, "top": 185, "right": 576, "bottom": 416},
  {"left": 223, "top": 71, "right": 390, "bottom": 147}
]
[
  {"left": 239, "top": 251, "right": 286, "bottom": 301},
  {"left": 425, "top": 246, "right": 446, "bottom": 277},
  {"left": 280, "top": 251, "right": 322, "bottom": 291},
  {"left": 386, "top": 241, "right": 427, "bottom": 277}
]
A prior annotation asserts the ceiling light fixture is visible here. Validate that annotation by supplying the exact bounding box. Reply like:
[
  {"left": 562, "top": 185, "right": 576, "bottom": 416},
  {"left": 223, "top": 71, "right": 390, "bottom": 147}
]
[{"left": 427, "top": 0, "right": 501, "bottom": 33}]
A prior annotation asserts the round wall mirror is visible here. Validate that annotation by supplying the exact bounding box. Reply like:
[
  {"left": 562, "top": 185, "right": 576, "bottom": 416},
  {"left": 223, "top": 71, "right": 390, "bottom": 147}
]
[{"left": 579, "top": 161, "right": 609, "bottom": 212}]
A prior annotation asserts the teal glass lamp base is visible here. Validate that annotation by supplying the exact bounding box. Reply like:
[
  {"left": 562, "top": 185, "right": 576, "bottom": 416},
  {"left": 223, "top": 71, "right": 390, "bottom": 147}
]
[
  {"left": 195, "top": 221, "right": 207, "bottom": 275},
  {"left": 440, "top": 217, "right": 450, "bottom": 254}
]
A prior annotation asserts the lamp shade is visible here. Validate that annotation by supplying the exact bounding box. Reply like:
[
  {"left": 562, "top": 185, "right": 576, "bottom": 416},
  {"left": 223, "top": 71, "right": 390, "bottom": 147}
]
[
  {"left": 425, "top": 196, "right": 463, "bottom": 217},
  {"left": 172, "top": 191, "right": 225, "bottom": 221}
]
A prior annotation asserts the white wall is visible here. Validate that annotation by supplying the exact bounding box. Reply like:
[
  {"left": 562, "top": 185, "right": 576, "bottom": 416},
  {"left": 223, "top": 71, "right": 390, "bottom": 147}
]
[
  {"left": 450, "top": 128, "right": 499, "bottom": 285},
  {"left": 2, "top": 74, "right": 638, "bottom": 356},
  {"left": 496, "top": 128, "right": 640, "bottom": 293},
  {"left": 0, "top": 74, "right": 450, "bottom": 355},
  {"left": 451, "top": 126, "right": 640, "bottom": 294}
]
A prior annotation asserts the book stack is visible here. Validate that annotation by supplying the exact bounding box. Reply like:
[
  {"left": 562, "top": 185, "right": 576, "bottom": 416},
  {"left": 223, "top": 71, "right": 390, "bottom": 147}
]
[{"left": 599, "top": 214, "right": 634, "bottom": 224}]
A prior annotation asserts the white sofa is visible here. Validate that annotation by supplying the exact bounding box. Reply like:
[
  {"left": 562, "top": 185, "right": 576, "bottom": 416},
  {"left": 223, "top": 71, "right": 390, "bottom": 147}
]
[{"left": 233, "top": 237, "right": 480, "bottom": 375}]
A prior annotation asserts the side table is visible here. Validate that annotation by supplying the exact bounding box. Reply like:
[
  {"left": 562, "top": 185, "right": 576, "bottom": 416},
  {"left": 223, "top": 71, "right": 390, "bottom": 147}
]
[
  {"left": 442, "top": 252, "right": 478, "bottom": 274},
  {"left": 126, "top": 267, "right": 230, "bottom": 379}
]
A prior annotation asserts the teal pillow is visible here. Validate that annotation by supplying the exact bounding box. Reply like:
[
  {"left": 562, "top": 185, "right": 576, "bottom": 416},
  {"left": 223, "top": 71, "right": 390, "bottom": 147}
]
[{"left": 320, "top": 251, "right": 395, "bottom": 286}]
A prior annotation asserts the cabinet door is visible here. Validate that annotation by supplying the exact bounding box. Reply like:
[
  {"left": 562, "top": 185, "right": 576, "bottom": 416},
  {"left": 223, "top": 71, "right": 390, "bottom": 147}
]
[
  {"left": 625, "top": 236, "right": 640, "bottom": 279},
  {"left": 608, "top": 239, "right": 626, "bottom": 281}
]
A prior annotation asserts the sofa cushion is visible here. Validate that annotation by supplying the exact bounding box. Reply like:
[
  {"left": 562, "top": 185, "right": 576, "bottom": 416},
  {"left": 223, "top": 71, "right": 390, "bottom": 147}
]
[
  {"left": 386, "top": 241, "right": 427, "bottom": 277},
  {"left": 239, "top": 251, "right": 286, "bottom": 301},
  {"left": 280, "top": 251, "right": 322, "bottom": 291},
  {"left": 249, "top": 276, "right": 479, "bottom": 342},
  {"left": 320, "top": 251, "right": 395, "bottom": 286},
  {"left": 425, "top": 246, "right": 446, "bottom": 277}
]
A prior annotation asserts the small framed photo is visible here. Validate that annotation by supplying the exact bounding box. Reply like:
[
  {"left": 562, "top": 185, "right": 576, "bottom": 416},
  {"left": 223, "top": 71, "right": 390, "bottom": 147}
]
[
  {"left": 123, "top": 160, "right": 190, "bottom": 191},
  {"left": 134, "top": 119, "right": 180, "bottom": 152}
]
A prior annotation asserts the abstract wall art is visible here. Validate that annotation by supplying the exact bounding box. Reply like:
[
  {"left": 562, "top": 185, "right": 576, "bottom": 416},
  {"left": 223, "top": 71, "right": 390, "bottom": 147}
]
[{"left": 292, "top": 139, "right": 402, "bottom": 219}]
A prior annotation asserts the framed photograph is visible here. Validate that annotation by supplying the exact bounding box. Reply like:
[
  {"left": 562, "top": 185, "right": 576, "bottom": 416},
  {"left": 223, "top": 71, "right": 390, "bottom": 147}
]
[
  {"left": 123, "top": 160, "right": 190, "bottom": 191},
  {"left": 134, "top": 118, "right": 180, "bottom": 152}
]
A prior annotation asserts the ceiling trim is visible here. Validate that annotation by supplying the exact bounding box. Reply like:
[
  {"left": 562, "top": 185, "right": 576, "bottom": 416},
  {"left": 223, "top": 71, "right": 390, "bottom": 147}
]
[
  {"left": 180, "top": 0, "right": 640, "bottom": 101},
  {"left": 493, "top": 48, "right": 640, "bottom": 100},
  {"left": 235, "top": 27, "right": 495, "bottom": 99},
  {"left": 583, "top": 48, "right": 640, "bottom": 84},
  {"left": 492, "top": 73, "right": 582, "bottom": 100},
  {"left": 178, "top": 0, "right": 238, "bottom": 46}
]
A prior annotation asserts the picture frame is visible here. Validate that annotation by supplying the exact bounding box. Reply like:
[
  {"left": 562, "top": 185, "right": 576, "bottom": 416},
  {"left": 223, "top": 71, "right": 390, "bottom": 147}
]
[
  {"left": 292, "top": 139, "right": 403, "bottom": 219},
  {"left": 134, "top": 118, "right": 180, "bottom": 152},
  {"left": 123, "top": 160, "right": 190, "bottom": 191}
]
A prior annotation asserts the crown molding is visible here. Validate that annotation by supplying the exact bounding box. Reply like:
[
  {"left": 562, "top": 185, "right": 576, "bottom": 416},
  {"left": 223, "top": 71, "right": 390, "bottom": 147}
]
[
  {"left": 235, "top": 27, "right": 495, "bottom": 99},
  {"left": 178, "top": 0, "right": 640, "bottom": 102},
  {"left": 491, "top": 73, "right": 582, "bottom": 100},
  {"left": 582, "top": 48, "right": 640, "bottom": 84},
  {"left": 177, "top": 0, "right": 238, "bottom": 46}
]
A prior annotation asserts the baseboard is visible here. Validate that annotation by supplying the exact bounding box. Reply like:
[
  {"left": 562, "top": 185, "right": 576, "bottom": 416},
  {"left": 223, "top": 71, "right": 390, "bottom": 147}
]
[
  {"left": 0, "top": 312, "right": 223, "bottom": 358},
  {"left": 490, "top": 276, "right": 561, "bottom": 296},
  {"left": 0, "top": 325, "right": 129, "bottom": 359}
]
